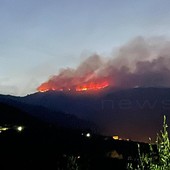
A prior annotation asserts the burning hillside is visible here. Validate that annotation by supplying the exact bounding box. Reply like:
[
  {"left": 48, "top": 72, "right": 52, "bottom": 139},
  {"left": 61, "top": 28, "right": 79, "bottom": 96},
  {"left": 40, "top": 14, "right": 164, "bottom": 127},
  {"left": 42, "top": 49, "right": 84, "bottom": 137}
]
[
  {"left": 37, "top": 55, "right": 110, "bottom": 92},
  {"left": 37, "top": 37, "right": 170, "bottom": 93},
  {"left": 38, "top": 79, "right": 109, "bottom": 92}
]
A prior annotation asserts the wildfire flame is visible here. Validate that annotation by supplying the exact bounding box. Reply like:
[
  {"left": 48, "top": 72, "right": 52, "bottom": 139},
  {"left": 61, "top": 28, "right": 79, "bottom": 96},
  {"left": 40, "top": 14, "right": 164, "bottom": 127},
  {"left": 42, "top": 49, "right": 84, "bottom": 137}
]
[
  {"left": 37, "top": 80, "right": 109, "bottom": 92},
  {"left": 37, "top": 55, "right": 110, "bottom": 93},
  {"left": 37, "top": 38, "right": 170, "bottom": 93},
  {"left": 76, "top": 81, "right": 109, "bottom": 91}
]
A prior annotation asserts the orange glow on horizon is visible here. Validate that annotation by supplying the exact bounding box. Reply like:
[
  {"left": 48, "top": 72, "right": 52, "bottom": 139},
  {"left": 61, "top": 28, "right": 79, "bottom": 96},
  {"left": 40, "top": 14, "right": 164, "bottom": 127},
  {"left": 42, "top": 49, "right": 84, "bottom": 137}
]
[
  {"left": 37, "top": 80, "right": 109, "bottom": 92},
  {"left": 76, "top": 81, "right": 109, "bottom": 91}
]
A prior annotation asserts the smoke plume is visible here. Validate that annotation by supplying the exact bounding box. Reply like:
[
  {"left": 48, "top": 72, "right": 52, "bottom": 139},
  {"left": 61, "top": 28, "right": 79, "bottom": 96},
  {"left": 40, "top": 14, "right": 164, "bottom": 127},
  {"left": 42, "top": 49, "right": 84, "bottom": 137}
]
[{"left": 37, "top": 36, "right": 170, "bottom": 92}]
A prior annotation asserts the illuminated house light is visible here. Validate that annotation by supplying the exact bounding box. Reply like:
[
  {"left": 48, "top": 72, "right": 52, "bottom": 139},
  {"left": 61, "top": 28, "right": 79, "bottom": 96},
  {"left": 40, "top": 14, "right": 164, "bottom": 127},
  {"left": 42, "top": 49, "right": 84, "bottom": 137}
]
[
  {"left": 17, "top": 126, "right": 23, "bottom": 132},
  {"left": 112, "top": 135, "right": 130, "bottom": 141},
  {"left": 112, "top": 136, "right": 119, "bottom": 140},
  {"left": 0, "top": 127, "right": 9, "bottom": 131},
  {"left": 86, "top": 133, "right": 91, "bottom": 138}
]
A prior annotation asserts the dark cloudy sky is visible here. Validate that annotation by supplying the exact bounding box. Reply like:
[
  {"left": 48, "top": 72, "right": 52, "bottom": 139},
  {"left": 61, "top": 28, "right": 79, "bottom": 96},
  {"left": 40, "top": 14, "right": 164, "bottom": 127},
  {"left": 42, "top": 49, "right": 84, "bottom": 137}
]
[{"left": 1, "top": 0, "right": 170, "bottom": 95}]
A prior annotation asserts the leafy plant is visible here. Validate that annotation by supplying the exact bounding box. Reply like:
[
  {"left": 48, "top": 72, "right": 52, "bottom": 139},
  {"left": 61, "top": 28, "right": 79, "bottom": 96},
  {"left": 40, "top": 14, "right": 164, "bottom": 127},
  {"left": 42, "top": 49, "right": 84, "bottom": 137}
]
[
  {"left": 127, "top": 115, "right": 170, "bottom": 170},
  {"left": 66, "top": 156, "right": 79, "bottom": 170}
]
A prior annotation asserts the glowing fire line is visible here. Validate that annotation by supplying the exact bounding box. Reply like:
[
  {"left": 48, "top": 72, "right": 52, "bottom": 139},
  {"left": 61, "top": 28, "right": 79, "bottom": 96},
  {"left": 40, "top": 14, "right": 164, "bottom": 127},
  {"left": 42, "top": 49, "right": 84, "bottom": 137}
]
[{"left": 38, "top": 81, "right": 109, "bottom": 92}]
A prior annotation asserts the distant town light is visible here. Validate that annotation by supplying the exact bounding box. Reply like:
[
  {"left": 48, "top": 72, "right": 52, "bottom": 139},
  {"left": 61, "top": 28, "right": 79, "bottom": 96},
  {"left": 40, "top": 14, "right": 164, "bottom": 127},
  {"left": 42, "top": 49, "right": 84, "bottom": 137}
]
[
  {"left": 17, "top": 126, "right": 23, "bottom": 132},
  {"left": 0, "top": 127, "right": 9, "bottom": 131},
  {"left": 112, "top": 136, "right": 119, "bottom": 140},
  {"left": 86, "top": 133, "right": 91, "bottom": 138}
]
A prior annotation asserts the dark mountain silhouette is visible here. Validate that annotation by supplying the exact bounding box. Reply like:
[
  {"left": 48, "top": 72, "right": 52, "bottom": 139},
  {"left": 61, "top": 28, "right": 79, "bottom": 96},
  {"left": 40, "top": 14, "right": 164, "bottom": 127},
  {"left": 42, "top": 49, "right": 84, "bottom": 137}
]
[
  {"left": 1, "top": 87, "right": 170, "bottom": 142},
  {"left": 0, "top": 102, "right": 45, "bottom": 127},
  {"left": 0, "top": 95, "right": 96, "bottom": 132}
]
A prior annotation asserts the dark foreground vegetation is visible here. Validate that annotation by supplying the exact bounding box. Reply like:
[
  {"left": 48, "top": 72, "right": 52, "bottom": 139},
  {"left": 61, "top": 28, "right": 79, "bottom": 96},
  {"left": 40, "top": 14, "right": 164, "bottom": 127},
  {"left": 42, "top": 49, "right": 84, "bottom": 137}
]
[
  {"left": 0, "top": 97, "right": 169, "bottom": 169},
  {"left": 1, "top": 116, "right": 170, "bottom": 170},
  {"left": 127, "top": 116, "right": 170, "bottom": 170},
  {"left": 1, "top": 125, "right": 150, "bottom": 170}
]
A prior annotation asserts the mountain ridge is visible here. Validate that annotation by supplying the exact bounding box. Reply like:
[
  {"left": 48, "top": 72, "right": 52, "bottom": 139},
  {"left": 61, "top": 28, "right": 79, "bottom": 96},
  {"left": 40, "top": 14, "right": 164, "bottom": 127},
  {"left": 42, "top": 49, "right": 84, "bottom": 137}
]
[{"left": 1, "top": 87, "right": 170, "bottom": 142}]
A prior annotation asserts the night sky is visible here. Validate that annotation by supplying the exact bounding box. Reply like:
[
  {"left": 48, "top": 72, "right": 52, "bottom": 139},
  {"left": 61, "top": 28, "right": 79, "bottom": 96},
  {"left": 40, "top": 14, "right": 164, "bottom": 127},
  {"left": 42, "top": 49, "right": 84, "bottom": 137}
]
[{"left": 1, "top": 0, "right": 170, "bottom": 96}]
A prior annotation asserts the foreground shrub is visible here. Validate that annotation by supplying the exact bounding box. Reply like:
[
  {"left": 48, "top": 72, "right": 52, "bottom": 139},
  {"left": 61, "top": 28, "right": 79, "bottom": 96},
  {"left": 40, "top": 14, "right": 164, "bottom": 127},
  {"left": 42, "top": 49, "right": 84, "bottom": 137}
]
[{"left": 127, "top": 115, "right": 170, "bottom": 170}]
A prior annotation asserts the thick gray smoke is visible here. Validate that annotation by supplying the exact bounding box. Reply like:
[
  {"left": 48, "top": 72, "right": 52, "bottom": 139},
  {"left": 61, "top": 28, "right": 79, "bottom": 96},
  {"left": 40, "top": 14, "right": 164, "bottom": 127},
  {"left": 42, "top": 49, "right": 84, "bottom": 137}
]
[
  {"left": 104, "top": 36, "right": 170, "bottom": 88},
  {"left": 38, "top": 36, "right": 170, "bottom": 90}
]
